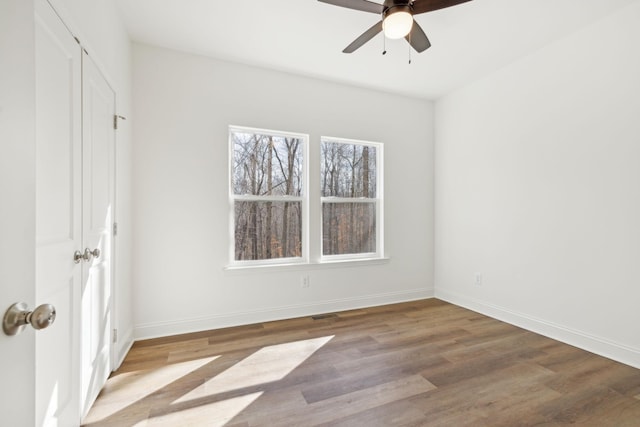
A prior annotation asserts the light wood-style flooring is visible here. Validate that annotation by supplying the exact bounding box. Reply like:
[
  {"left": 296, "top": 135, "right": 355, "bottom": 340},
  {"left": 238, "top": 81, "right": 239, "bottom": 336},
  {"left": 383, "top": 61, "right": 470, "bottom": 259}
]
[{"left": 83, "top": 299, "right": 640, "bottom": 426}]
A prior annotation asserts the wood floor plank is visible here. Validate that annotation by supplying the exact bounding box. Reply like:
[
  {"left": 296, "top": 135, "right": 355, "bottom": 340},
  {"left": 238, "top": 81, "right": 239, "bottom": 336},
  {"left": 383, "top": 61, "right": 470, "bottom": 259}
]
[
  {"left": 83, "top": 299, "right": 640, "bottom": 426},
  {"left": 315, "top": 399, "right": 427, "bottom": 427},
  {"left": 301, "top": 349, "right": 445, "bottom": 404},
  {"left": 254, "top": 375, "right": 436, "bottom": 427}
]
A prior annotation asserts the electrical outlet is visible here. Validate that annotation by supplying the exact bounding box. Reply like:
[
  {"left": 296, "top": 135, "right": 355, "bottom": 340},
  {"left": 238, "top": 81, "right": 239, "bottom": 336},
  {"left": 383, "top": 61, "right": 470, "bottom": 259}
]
[
  {"left": 475, "top": 273, "right": 483, "bottom": 287},
  {"left": 301, "top": 275, "right": 310, "bottom": 288}
]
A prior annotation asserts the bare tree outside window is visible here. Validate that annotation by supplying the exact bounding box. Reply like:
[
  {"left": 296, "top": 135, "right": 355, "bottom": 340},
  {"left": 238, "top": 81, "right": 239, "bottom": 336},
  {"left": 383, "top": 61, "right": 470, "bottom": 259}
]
[
  {"left": 231, "top": 128, "right": 305, "bottom": 262},
  {"left": 321, "top": 139, "right": 380, "bottom": 257}
]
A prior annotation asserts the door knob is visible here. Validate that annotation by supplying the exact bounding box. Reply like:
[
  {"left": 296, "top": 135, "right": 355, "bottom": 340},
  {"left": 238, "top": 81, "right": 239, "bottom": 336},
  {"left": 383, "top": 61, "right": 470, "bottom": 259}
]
[
  {"left": 74, "top": 250, "right": 83, "bottom": 264},
  {"left": 3, "top": 303, "right": 56, "bottom": 336},
  {"left": 82, "top": 247, "right": 100, "bottom": 261}
]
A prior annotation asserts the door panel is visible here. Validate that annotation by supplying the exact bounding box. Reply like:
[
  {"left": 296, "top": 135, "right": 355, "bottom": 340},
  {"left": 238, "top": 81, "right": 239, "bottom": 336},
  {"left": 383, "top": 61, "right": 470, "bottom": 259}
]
[
  {"left": 0, "top": 1, "right": 36, "bottom": 423},
  {"left": 81, "top": 51, "right": 116, "bottom": 417},
  {"left": 35, "top": 0, "right": 82, "bottom": 425}
]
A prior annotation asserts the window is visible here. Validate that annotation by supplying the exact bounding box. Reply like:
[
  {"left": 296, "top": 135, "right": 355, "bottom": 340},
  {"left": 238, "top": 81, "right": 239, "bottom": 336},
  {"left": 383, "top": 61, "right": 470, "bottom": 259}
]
[
  {"left": 321, "top": 137, "right": 382, "bottom": 259},
  {"left": 229, "top": 128, "right": 383, "bottom": 267},
  {"left": 230, "top": 126, "right": 307, "bottom": 265}
]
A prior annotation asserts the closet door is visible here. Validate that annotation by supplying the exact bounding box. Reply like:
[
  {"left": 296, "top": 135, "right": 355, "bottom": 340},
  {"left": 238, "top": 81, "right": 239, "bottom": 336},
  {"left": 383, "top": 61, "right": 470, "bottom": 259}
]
[
  {"left": 34, "top": 0, "right": 82, "bottom": 424},
  {"left": 80, "top": 51, "right": 116, "bottom": 416}
]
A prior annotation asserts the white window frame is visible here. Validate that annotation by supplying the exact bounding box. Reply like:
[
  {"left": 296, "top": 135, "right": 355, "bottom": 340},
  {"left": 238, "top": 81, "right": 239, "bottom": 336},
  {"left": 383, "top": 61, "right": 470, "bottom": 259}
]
[
  {"left": 320, "top": 136, "right": 384, "bottom": 262},
  {"left": 228, "top": 125, "right": 309, "bottom": 267}
]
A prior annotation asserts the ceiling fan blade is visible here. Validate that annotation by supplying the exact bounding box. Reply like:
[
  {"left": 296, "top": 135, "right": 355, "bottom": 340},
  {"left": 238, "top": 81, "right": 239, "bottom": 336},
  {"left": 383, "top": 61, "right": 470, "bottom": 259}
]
[
  {"left": 318, "top": 0, "right": 384, "bottom": 14},
  {"left": 411, "top": 0, "right": 472, "bottom": 15},
  {"left": 405, "top": 20, "right": 431, "bottom": 52},
  {"left": 343, "top": 20, "right": 383, "bottom": 53}
]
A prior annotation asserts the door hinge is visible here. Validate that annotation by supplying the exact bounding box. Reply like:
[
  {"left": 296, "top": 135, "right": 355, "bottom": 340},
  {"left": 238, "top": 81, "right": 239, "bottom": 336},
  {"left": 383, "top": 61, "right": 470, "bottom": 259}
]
[
  {"left": 112, "top": 328, "right": 118, "bottom": 343},
  {"left": 113, "top": 114, "right": 126, "bottom": 130},
  {"left": 113, "top": 222, "right": 118, "bottom": 236}
]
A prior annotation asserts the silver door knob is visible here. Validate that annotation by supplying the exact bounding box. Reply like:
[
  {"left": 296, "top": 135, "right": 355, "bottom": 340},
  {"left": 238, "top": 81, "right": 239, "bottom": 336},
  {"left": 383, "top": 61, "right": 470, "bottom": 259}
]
[
  {"left": 3, "top": 303, "right": 57, "bottom": 336},
  {"left": 82, "top": 247, "right": 100, "bottom": 261},
  {"left": 74, "top": 250, "right": 83, "bottom": 264}
]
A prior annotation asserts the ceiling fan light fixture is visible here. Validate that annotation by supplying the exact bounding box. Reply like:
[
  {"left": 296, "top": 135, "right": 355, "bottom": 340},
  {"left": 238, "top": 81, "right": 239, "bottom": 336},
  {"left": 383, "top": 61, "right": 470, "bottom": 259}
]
[{"left": 383, "top": 7, "right": 413, "bottom": 40}]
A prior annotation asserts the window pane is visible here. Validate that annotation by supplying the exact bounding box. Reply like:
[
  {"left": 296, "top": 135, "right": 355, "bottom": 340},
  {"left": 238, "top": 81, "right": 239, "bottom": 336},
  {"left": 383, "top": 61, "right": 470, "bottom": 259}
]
[
  {"left": 322, "top": 202, "right": 376, "bottom": 256},
  {"left": 232, "top": 131, "right": 303, "bottom": 196},
  {"left": 234, "top": 201, "right": 302, "bottom": 261},
  {"left": 320, "top": 141, "right": 376, "bottom": 198}
]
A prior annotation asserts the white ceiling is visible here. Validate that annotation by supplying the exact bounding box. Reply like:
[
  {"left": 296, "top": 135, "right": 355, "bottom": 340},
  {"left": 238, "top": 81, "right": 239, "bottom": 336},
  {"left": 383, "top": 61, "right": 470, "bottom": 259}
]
[{"left": 116, "top": 0, "right": 636, "bottom": 99}]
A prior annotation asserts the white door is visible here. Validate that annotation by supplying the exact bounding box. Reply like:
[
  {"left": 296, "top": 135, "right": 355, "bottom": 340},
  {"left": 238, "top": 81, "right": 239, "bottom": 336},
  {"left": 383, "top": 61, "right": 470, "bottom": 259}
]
[
  {"left": 34, "top": 0, "right": 83, "bottom": 425},
  {"left": 34, "top": 0, "right": 116, "bottom": 423},
  {"left": 0, "top": 0, "right": 37, "bottom": 425},
  {"left": 80, "top": 51, "right": 116, "bottom": 417}
]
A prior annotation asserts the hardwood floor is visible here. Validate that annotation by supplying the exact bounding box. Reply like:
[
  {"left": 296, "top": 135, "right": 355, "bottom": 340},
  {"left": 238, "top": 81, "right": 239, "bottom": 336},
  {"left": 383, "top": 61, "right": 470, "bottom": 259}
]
[{"left": 83, "top": 299, "right": 640, "bottom": 426}]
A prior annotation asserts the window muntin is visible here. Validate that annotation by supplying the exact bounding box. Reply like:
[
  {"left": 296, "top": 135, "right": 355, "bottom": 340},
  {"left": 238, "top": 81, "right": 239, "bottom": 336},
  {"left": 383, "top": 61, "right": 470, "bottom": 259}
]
[
  {"left": 321, "top": 138, "right": 382, "bottom": 259},
  {"left": 230, "top": 127, "right": 307, "bottom": 264}
]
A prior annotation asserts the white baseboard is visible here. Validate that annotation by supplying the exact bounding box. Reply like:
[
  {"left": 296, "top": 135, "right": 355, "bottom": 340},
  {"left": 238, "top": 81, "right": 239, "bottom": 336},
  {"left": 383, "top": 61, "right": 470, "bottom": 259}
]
[
  {"left": 134, "top": 288, "right": 434, "bottom": 341},
  {"left": 435, "top": 289, "right": 640, "bottom": 369}
]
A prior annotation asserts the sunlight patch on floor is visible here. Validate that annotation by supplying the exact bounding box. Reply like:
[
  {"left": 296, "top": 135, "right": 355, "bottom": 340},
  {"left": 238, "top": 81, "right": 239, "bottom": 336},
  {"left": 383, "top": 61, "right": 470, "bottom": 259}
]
[
  {"left": 174, "top": 335, "right": 334, "bottom": 403},
  {"left": 141, "top": 392, "right": 263, "bottom": 427},
  {"left": 83, "top": 356, "right": 218, "bottom": 424}
]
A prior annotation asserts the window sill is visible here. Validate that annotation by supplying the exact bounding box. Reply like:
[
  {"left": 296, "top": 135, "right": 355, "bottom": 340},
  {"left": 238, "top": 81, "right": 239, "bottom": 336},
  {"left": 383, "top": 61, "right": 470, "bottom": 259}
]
[{"left": 224, "top": 257, "right": 391, "bottom": 275}]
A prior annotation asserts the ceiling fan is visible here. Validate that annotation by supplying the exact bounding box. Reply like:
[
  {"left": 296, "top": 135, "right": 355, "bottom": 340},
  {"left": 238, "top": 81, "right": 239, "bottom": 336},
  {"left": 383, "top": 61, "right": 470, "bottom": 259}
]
[{"left": 318, "top": 0, "right": 472, "bottom": 54}]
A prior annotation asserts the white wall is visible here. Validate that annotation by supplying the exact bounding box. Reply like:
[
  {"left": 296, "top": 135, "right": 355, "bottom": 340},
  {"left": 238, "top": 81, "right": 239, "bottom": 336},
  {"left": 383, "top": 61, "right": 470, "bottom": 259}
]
[
  {"left": 0, "top": 1, "right": 36, "bottom": 424},
  {"left": 132, "top": 43, "right": 435, "bottom": 339},
  {"left": 48, "top": 0, "right": 134, "bottom": 366},
  {"left": 435, "top": 1, "right": 640, "bottom": 368}
]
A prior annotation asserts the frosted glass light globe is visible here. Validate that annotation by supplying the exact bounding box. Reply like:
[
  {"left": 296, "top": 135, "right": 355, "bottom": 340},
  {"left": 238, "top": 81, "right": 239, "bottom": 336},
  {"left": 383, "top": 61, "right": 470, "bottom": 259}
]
[{"left": 383, "top": 11, "right": 413, "bottom": 39}]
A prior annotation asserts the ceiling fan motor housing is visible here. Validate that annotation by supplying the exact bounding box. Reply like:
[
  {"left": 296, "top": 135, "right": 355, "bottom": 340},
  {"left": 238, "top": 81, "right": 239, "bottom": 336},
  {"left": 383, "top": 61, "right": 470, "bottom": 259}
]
[
  {"left": 384, "top": 0, "right": 412, "bottom": 5},
  {"left": 383, "top": 4, "right": 412, "bottom": 19}
]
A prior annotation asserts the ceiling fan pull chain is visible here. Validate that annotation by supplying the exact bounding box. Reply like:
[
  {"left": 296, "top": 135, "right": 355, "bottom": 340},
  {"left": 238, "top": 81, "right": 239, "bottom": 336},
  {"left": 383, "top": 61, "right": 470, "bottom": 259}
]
[
  {"left": 382, "top": 34, "right": 387, "bottom": 55},
  {"left": 408, "top": 31, "right": 412, "bottom": 64}
]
